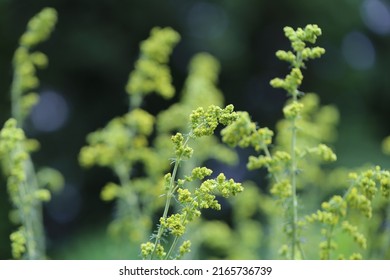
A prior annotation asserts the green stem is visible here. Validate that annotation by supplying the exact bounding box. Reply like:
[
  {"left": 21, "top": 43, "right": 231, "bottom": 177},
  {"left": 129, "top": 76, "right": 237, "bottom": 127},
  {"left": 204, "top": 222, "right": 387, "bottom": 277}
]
[
  {"left": 325, "top": 224, "right": 335, "bottom": 260},
  {"left": 290, "top": 90, "right": 299, "bottom": 260},
  {"left": 165, "top": 236, "right": 180, "bottom": 260},
  {"left": 130, "top": 93, "right": 142, "bottom": 111},
  {"left": 264, "top": 143, "right": 304, "bottom": 259},
  {"left": 149, "top": 135, "right": 192, "bottom": 259},
  {"left": 14, "top": 149, "right": 46, "bottom": 259},
  {"left": 115, "top": 165, "right": 144, "bottom": 237},
  {"left": 149, "top": 155, "right": 181, "bottom": 259}
]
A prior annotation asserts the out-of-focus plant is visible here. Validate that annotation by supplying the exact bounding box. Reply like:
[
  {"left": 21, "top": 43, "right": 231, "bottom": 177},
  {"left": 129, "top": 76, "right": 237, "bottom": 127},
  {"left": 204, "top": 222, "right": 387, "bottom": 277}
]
[
  {"left": 79, "top": 27, "right": 180, "bottom": 243},
  {"left": 79, "top": 28, "right": 246, "bottom": 259},
  {"left": 0, "top": 7, "right": 64, "bottom": 259},
  {"left": 5, "top": 13, "right": 390, "bottom": 260},
  {"left": 221, "top": 24, "right": 390, "bottom": 259}
]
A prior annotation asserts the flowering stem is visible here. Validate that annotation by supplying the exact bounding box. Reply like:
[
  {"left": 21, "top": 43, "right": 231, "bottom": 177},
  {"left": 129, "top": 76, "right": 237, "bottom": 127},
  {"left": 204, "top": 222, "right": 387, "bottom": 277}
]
[
  {"left": 149, "top": 159, "right": 179, "bottom": 259},
  {"left": 150, "top": 133, "right": 193, "bottom": 259},
  {"left": 115, "top": 165, "right": 142, "bottom": 229},
  {"left": 15, "top": 148, "right": 46, "bottom": 259},
  {"left": 290, "top": 113, "right": 299, "bottom": 259},
  {"left": 10, "top": 71, "right": 46, "bottom": 258},
  {"left": 325, "top": 224, "right": 335, "bottom": 260}
]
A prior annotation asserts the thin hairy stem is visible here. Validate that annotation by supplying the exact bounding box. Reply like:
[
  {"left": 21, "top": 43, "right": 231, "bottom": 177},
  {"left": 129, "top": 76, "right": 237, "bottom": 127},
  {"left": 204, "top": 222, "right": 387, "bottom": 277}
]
[{"left": 150, "top": 135, "right": 192, "bottom": 259}]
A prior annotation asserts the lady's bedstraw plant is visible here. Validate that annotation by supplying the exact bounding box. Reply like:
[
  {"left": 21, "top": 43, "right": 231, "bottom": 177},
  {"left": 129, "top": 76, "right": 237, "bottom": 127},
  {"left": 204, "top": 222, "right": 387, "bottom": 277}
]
[
  {"left": 79, "top": 27, "right": 243, "bottom": 259},
  {"left": 79, "top": 27, "right": 180, "bottom": 243},
  {"left": 156, "top": 54, "right": 243, "bottom": 259},
  {"left": 0, "top": 7, "right": 63, "bottom": 259},
  {"left": 222, "top": 24, "right": 390, "bottom": 259},
  {"left": 141, "top": 105, "right": 243, "bottom": 260},
  {"left": 306, "top": 166, "right": 390, "bottom": 259},
  {"left": 221, "top": 25, "right": 336, "bottom": 259},
  {"left": 268, "top": 26, "right": 335, "bottom": 259},
  {"left": 11, "top": 8, "right": 57, "bottom": 125}
]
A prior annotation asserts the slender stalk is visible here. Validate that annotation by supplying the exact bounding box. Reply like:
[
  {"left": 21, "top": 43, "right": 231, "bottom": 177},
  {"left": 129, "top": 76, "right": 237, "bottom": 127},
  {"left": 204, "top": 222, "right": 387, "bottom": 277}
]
[
  {"left": 10, "top": 66, "right": 46, "bottom": 258},
  {"left": 289, "top": 89, "right": 300, "bottom": 260},
  {"left": 290, "top": 116, "right": 298, "bottom": 259},
  {"left": 325, "top": 225, "right": 335, "bottom": 260},
  {"left": 149, "top": 155, "right": 181, "bottom": 259},
  {"left": 115, "top": 165, "right": 143, "bottom": 232},
  {"left": 264, "top": 142, "right": 304, "bottom": 259},
  {"left": 149, "top": 134, "right": 192, "bottom": 259},
  {"left": 13, "top": 148, "right": 46, "bottom": 259},
  {"left": 129, "top": 95, "right": 140, "bottom": 111},
  {"left": 165, "top": 236, "right": 180, "bottom": 259}
]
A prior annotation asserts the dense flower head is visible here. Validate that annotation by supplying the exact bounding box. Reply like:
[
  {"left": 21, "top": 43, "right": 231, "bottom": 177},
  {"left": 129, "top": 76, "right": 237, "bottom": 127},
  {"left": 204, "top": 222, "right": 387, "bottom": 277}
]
[
  {"left": 189, "top": 104, "right": 237, "bottom": 137},
  {"left": 140, "top": 242, "right": 166, "bottom": 259},
  {"left": 79, "top": 109, "right": 156, "bottom": 169},
  {"left": 9, "top": 228, "right": 27, "bottom": 259},
  {"left": 19, "top": 7, "right": 57, "bottom": 48},
  {"left": 270, "top": 180, "right": 292, "bottom": 198},
  {"left": 160, "top": 214, "right": 187, "bottom": 236},
  {"left": 140, "top": 27, "right": 181, "bottom": 64},
  {"left": 221, "top": 111, "right": 256, "bottom": 148},
  {"left": 171, "top": 132, "right": 193, "bottom": 158},
  {"left": 270, "top": 68, "right": 303, "bottom": 96},
  {"left": 283, "top": 101, "right": 304, "bottom": 119},
  {"left": 12, "top": 8, "right": 58, "bottom": 124},
  {"left": 221, "top": 111, "right": 274, "bottom": 152},
  {"left": 126, "top": 27, "right": 180, "bottom": 100},
  {"left": 178, "top": 240, "right": 191, "bottom": 258},
  {"left": 283, "top": 24, "right": 323, "bottom": 53},
  {"left": 347, "top": 166, "right": 390, "bottom": 216},
  {"left": 157, "top": 53, "right": 224, "bottom": 133}
]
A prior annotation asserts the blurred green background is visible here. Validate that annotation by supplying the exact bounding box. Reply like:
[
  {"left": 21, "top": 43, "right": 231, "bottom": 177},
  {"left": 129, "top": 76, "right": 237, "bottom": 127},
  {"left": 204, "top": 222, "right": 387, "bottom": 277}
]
[{"left": 1, "top": 0, "right": 390, "bottom": 259}]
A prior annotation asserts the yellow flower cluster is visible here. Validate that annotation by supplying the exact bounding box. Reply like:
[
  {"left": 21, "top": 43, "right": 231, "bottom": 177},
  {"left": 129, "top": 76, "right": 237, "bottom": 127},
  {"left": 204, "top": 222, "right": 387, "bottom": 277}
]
[
  {"left": 126, "top": 27, "right": 180, "bottom": 103},
  {"left": 11, "top": 7, "right": 57, "bottom": 124}
]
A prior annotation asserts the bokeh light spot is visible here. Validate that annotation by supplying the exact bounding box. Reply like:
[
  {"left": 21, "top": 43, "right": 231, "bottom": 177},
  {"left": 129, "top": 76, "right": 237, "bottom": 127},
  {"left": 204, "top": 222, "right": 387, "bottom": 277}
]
[
  {"left": 187, "top": 2, "right": 228, "bottom": 39},
  {"left": 361, "top": 0, "right": 390, "bottom": 35},
  {"left": 31, "top": 91, "right": 69, "bottom": 132},
  {"left": 47, "top": 184, "right": 82, "bottom": 225},
  {"left": 342, "top": 31, "right": 376, "bottom": 70}
]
